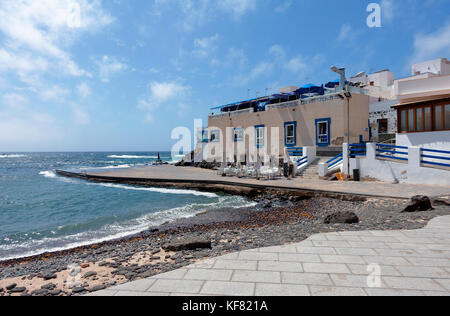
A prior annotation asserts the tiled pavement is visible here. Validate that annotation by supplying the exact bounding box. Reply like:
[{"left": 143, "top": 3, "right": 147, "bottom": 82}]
[{"left": 89, "top": 215, "right": 450, "bottom": 296}]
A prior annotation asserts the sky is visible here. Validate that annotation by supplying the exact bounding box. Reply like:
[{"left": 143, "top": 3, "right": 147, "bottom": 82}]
[{"left": 0, "top": 0, "right": 449, "bottom": 152}]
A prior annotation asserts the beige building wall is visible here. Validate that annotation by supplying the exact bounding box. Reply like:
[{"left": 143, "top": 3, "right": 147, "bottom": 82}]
[{"left": 204, "top": 93, "right": 369, "bottom": 161}]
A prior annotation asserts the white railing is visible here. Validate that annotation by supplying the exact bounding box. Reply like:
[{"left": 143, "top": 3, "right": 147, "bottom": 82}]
[
  {"left": 266, "top": 100, "right": 298, "bottom": 111},
  {"left": 209, "top": 108, "right": 254, "bottom": 119}
]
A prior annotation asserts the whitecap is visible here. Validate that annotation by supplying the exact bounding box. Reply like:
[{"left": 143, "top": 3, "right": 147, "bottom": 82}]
[
  {"left": 91, "top": 182, "right": 218, "bottom": 198},
  {"left": 39, "top": 171, "right": 56, "bottom": 178},
  {"left": 0, "top": 154, "right": 26, "bottom": 158},
  {"left": 107, "top": 155, "right": 157, "bottom": 159}
]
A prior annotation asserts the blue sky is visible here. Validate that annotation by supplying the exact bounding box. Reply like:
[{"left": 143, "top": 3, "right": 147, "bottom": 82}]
[{"left": 0, "top": 0, "right": 449, "bottom": 152}]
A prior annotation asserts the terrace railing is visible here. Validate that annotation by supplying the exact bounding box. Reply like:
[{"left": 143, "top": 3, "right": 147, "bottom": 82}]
[
  {"left": 349, "top": 143, "right": 367, "bottom": 158},
  {"left": 266, "top": 100, "right": 298, "bottom": 111},
  {"left": 376, "top": 144, "right": 409, "bottom": 162},
  {"left": 421, "top": 148, "right": 450, "bottom": 169},
  {"left": 288, "top": 147, "right": 303, "bottom": 157},
  {"left": 296, "top": 156, "right": 308, "bottom": 168},
  {"left": 326, "top": 153, "right": 343, "bottom": 169}
]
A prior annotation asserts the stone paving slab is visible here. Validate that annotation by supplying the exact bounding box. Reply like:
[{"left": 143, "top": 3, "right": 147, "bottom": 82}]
[{"left": 89, "top": 215, "right": 450, "bottom": 296}]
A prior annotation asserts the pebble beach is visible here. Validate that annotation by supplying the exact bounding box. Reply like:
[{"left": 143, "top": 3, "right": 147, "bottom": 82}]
[{"left": 1, "top": 191, "right": 449, "bottom": 296}]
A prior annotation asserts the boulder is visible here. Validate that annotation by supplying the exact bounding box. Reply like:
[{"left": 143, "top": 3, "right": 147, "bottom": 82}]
[
  {"left": 162, "top": 239, "right": 212, "bottom": 252},
  {"left": 71, "top": 287, "right": 86, "bottom": 294},
  {"left": 39, "top": 272, "right": 57, "bottom": 280},
  {"left": 83, "top": 271, "right": 97, "bottom": 278},
  {"left": 89, "top": 285, "right": 106, "bottom": 292},
  {"left": 324, "top": 212, "right": 359, "bottom": 224},
  {"left": 9, "top": 287, "right": 26, "bottom": 293},
  {"left": 6, "top": 283, "right": 17, "bottom": 290},
  {"left": 402, "top": 195, "right": 433, "bottom": 213}
]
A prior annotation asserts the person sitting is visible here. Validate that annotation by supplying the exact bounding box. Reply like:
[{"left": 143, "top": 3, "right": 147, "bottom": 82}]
[{"left": 284, "top": 147, "right": 292, "bottom": 180}]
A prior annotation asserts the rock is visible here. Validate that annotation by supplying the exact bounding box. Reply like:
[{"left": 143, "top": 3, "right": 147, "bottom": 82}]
[
  {"left": 324, "top": 212, "right": 359, "bottom": 224},
  {"left": 80, "top": 263, "right": 90, "bottom": 268},
  {"left": 6, "top": 283, "right": 17, "bottom": 290},
  {"left": 83, "top": 271, "right": 97, "bottom": 278},
  {"left": 71, "top": 287, "right": 86, "bottom": 294},
  {"left": 31, "top": 289, "right": 48, "bottom": 296},
  {"left": 0, "top": 288, "right": 4, "bottom": 293},
  {"left": 41, "top": 283, "right": 56, "bottom": 290},
  {"left": 40, "top": 272, "right": 57, "bottom": 280},
  {"left": 163, "top": 239, "right": 212, "bottom": 252},
  {"left": 89, "top": 285, "right": 106, "bottom": 292},
  {"left": 49, "top": 289, "right": 62, "bottom": 296},
  {"left": 9, "top": 287, "right": 26, "bottom": 293},
  {"left": 402, "top": 196, "right": 433, "bottom": 213}
]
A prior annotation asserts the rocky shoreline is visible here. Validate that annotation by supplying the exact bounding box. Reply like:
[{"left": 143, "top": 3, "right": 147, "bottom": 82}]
[{"left": 0, "top": 191, "right": 449, "bottom": 296}]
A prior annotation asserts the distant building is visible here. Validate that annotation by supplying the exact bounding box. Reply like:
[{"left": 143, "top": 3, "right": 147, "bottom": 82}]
[{"left": 393, "top": 58, "right": 450, "bottom": 150}]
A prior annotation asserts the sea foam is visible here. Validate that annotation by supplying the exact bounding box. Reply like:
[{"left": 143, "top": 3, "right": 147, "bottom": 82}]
[{"left": 92, "top": 182, "right": 218, "bottom": 198}]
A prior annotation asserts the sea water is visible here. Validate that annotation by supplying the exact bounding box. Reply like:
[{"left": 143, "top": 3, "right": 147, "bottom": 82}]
[{"left": 0, "top": 152, "right": 254, "bottom": 260}]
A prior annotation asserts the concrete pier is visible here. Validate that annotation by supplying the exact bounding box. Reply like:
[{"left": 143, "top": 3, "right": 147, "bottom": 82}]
[{"left": 56, "top": 165, "right": 450, "bottom": 200}]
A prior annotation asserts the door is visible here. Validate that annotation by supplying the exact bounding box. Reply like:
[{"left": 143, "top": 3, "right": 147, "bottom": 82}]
[{"left": 316, "top": 118, "right": 331, "bottom": 147}]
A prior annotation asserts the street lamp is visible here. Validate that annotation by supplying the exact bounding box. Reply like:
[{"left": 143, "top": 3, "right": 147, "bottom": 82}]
[{"left": 331, "top": 66, "right": 352, "bottom": 177}]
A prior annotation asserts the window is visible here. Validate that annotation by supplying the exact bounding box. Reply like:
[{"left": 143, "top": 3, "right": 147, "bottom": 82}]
[
  {"left": 397, "top": 100, "right": 450, "bottom": 133},
  {"left": 424, "top": 107, "right": 432, "bottom": 131},
  {"left": 435, "top": 105, "right": 443, "bottom": 130},
  {"left": 255, "top": 125, "right": 265, "bottom": 148},
  {"left": 378, "top": 119, "right": 388, "bottom": 134},
  {"left": 445, "top": 105, "right": 450, "bottom": 129},
  {"left": 210, "top": 130, "right": 220, "bottom": 143},
  {"left": 416, "top": 108, "right": 423, "bottom": 132},
  {"left": 315, "top": 118, "right": 331, "bottom": 147},
  {"left": 408, "top": 109, "right": 414, "bottom": 132},
  {"left": 201, "top": 130, "right": 209, "bottom": 143},
  {"left": 233, "top": 128, "right": 244, "bottom": 142},
  {"left": 400, "top": 110, "right": 407, "bottom": 132},
  {"left": 284, "top": 122, "right": 297, "bottom": 147}
]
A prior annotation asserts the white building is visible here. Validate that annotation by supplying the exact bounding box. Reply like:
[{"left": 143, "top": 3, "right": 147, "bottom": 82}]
[{"left": 394, "top": 58, "right": 450, "bottom": 150}]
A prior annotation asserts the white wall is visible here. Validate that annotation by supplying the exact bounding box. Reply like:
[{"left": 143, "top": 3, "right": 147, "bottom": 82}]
[
  {"left": 396, "top": 131, "right": 450, "bottom": 150},
  {"left": 349, "top": 143, "right": 450, "bottom": 186},
  {"left": 412, "top": 58, "right": 450, "bottom": 76}
]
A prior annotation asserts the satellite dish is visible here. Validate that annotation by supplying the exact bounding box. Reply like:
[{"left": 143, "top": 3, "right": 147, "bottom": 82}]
[{"left": 354, "top": 71, "right": 366, "bottom": 77}]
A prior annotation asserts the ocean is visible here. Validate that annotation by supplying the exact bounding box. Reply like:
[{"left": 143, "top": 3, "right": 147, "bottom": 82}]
[{"left": 0, "top": 152, "right": 254, "bottom": 261}]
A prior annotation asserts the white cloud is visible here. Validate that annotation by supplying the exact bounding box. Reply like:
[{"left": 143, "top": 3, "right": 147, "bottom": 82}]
[
  {"left": 77, "top": 82, "right": 91, "bottom": 98},
  {"left": 151, "top": 0, "right": 257, "bottom": 30},
  {"left": 96, "top": 55, "right": 128, "bottom": 82},
  {"left": 285, "top": 57, "right": 308, "bottom": 73},
  {"left": 0, "top": 0, "right": 112, "bottom": 79},
  {"left": 2, "top": 93, "right": 28, "bottom": 110},
  {"left": 138, "top": 81, "right": 189, "bottom": 122},
  {"left": 219, "top": 0, "right": 257, "bottom": 18},
  {"left": 381, "top": 0, "right": 395, "bottom": 23},
  {"left": 275, "top": 1, "right": 292, "bottom": 13},
  {"left": 412, "top": 22, "right": 450, "bottom": 63},
  {"left": 71, "top": 104, "right": 90, "bottom": 125},
  {"left": 193, "top": 34, "right": 219, "bottom": 58},
  {"left": 40, "top": 85, "right": 70, "bottom": 102},
  {"left": 337, "top": 24, "right": 352, "bottom": 42}
]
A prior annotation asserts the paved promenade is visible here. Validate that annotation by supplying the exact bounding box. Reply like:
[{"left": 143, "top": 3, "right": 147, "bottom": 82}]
[
  {"left": 84, "top": 166, "right": 450, "bottom": 199},
  {"left": 90, "top": 215, "right": 450, "bottom": 296}
]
